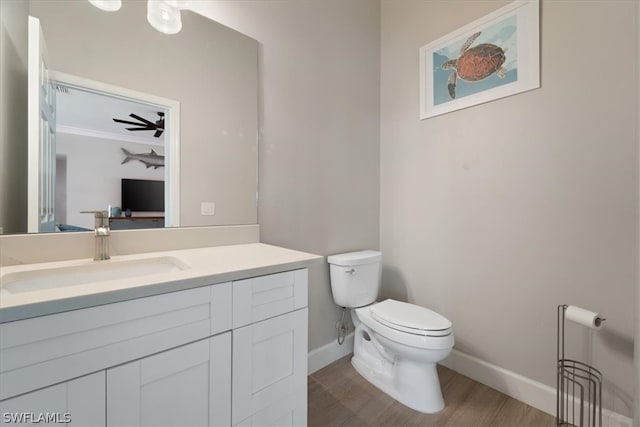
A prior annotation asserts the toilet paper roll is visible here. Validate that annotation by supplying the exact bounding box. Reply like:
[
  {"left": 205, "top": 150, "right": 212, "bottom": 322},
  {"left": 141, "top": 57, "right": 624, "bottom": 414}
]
[{"left": 565, "top": 305, "right": 604, "bottom": 329}]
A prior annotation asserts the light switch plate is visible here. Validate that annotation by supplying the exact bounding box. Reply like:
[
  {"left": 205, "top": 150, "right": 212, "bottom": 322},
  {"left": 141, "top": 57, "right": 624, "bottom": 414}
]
[{"left": 201, "top": 202, "right": 215, "bottom": 216}]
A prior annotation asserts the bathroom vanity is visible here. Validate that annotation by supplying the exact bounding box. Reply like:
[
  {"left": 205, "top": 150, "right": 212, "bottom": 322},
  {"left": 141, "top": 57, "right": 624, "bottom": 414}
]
[{"left": 0, "top": 243, "right": 321, "bottom": 427}]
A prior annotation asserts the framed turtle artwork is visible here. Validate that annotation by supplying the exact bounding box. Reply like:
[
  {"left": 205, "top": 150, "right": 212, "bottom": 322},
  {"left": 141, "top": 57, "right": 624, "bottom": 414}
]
[{"left": 419, "top": 0, "right": 539, "bottom": 120}]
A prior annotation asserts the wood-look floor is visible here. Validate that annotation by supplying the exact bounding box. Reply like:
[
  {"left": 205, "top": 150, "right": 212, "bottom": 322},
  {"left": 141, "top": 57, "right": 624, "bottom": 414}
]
[{"left": 308, "top": 355, "right": 556, "bottom": 426}]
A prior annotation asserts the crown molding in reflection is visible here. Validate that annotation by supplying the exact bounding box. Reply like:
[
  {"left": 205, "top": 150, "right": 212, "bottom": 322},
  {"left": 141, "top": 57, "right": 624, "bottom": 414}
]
[{"left": 57, "top": 125, "right": 164, "bottom": 147}]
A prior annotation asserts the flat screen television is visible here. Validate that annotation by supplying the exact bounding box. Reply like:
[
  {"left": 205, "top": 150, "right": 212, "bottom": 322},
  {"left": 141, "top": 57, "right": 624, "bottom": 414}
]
[{"left": 121, "top": 179, "right": 164, "bottom": 212}]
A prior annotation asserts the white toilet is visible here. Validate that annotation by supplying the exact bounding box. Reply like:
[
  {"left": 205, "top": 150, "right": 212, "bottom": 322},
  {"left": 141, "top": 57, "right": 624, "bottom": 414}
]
[{"left": 327, "top": 250, "right": 454, "bottom": 414}]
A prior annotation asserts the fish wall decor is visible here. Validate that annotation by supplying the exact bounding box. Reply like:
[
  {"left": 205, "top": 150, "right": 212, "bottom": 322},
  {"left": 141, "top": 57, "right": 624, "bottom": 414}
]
[{"left": 121, "top": 148, "right": 165, "bottom": 169}]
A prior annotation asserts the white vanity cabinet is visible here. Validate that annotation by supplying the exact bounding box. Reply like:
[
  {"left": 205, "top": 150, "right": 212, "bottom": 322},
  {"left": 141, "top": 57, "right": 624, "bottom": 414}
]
[
  {"left": 0, "top": 267, "right": 309, "bottom": 427},
  {"left": 0, "top": 372, "right": 105, "bottom": 426},
  {"left": 231, "top": 270, "right": 308, "bottom": 426},
  {"left": 233, "top": 310, "right": 308, "bottom": 426},
  {"left": 107, "top": 333, "right": 231, "bottom": 427}
]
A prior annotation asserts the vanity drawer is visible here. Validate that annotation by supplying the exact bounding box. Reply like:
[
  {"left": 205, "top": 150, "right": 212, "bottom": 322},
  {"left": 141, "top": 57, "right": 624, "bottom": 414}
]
[
  {"left": 0, "top": 282, "right": 232, "bottom": 400},
  {"left": 232, "top": 269, "right": 308, "bottom": 328}
]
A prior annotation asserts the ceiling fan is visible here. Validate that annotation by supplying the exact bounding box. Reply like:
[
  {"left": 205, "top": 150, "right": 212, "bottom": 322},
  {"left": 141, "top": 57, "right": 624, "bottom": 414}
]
[{"left": 113, "top": 112, "right": 165, "bottom": 138}]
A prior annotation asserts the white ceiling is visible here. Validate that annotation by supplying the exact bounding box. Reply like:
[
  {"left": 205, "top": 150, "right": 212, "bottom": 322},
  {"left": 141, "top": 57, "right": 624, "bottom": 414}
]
[{"left": 55, "top": 84, "right": 167, "bottom": 147}]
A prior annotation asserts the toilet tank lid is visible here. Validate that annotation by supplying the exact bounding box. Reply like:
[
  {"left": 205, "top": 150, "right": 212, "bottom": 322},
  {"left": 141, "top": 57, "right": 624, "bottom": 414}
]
[{"left": 327, "top": 250, "right": 381, "bottom": 266}]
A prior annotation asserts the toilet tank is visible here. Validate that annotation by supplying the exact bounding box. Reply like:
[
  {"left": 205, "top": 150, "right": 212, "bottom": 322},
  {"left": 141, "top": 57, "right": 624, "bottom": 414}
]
[{"left": 327, "top": 250, "right": 381, "bottom": 308}]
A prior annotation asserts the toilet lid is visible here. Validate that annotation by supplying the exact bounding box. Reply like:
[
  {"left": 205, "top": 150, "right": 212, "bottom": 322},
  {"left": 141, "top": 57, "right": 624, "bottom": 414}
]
[{"left": 370, "top": 299, "right": 452, "bottom": 337}]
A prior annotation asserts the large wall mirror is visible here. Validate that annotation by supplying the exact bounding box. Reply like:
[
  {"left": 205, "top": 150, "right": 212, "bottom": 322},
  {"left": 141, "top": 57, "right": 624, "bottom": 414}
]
[{"left": 0, "top": 0, "right": 258, "bottom": 234}]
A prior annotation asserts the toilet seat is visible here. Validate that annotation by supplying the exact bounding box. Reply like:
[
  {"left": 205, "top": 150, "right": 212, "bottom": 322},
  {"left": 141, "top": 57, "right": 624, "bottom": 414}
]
[
  {"left": 355, "top": 303, "right": 454, "bottom": 350},
  {"left": 370, "top": 299, "right": 452, "bottom": 337}
]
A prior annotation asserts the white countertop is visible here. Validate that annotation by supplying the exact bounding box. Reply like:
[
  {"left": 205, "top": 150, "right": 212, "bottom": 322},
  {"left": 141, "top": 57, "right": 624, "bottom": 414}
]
[{"left": 0, "top": 243, "right": 323, "bottom": 323}]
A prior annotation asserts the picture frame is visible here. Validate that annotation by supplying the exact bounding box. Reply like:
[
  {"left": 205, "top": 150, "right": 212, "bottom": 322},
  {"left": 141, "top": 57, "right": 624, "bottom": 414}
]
[{"left": 419, "top": 0, "right": 539, "bottom": 120}]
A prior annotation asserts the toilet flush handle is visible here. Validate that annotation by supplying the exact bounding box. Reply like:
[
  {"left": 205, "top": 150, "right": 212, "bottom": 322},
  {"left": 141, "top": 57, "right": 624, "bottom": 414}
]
[{"left": 345, "top": 268, "right": 355, "bottom": 275}]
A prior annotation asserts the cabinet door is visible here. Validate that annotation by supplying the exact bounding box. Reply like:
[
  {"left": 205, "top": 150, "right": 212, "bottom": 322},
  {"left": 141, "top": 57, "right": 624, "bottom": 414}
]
[
  {"left": 232, "top": 308, "right": 307, "bottom": 425},
  {"left": 233, "top": 392, "right": 306, "bottom": 427},
  {"left": 0, "top": 371, "right": 105, "bottom": 426},
  {"left": 107, "top": 333, "right": 231, "bottom": 427}
]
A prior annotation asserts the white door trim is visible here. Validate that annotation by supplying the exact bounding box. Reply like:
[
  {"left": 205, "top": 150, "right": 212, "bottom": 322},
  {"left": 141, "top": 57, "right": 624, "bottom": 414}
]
[
  {"left": 50, "top": 71, "right": 181, "bottom": 227},
  {"left": 28, "top": 16, "right": 56, "bottom": 233}
]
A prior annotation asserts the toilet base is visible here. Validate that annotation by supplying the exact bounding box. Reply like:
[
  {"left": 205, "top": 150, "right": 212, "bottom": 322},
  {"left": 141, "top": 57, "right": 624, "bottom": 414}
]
[{"left": 351, "top": 326, "right": 446, "bottom": 414}]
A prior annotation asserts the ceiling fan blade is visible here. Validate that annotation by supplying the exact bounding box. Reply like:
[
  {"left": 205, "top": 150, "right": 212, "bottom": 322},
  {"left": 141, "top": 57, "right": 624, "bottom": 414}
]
[
  {"left": 126, "top": 127, "right": 156, "bottom": 131},
  {"left": 129, "top": 113, "right": 155, "bottom": 126},
  {"left": 113, "top": 118, "right": 150, "bottom": 126},
  {"left": 154, "top": 129, "right": 164, "bottom": 138}
]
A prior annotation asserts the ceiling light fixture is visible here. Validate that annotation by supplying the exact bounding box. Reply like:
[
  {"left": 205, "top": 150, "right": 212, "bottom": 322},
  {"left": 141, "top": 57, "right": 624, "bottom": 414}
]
[
  {"left": 87, "top": 0, "right": 122, "bottom": 12},
  {"left": 88, "top": 0, "right": 191, "bottom": 35},
  {"left": 164, "top": 0, "right": 191, "bottom": 8},
  {"left": 147, "top": 0, "right": 182, "bottom": 35}
]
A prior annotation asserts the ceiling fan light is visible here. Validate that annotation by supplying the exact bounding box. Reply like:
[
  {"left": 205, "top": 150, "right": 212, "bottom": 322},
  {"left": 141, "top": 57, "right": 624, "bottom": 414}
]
[
  {"left": 87, "top": 0, "right": 122, "bottom": 12},
  {"left": 147, "top": 0, "right": 182, "bottom": 35}
]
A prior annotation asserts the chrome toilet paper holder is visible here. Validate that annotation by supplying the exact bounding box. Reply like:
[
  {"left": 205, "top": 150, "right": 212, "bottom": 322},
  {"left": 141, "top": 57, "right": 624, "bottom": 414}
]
[{"left": 556, "top": 304, "right": 604, "bottom": 427}]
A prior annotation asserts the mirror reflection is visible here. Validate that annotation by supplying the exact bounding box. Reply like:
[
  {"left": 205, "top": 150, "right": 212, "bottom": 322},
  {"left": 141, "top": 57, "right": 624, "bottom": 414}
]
[
  {"left": 55, "top": 82, "right": 175, "bottom": 232},
  {"left": 0, "top": 0, "right": 259, "bottom": 234}
]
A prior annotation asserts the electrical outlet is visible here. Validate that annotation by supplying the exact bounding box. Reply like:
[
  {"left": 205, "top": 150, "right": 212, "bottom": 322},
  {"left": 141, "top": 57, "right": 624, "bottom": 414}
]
[{"left": 201, "top": 202, "right": 215, "bottom": 216}]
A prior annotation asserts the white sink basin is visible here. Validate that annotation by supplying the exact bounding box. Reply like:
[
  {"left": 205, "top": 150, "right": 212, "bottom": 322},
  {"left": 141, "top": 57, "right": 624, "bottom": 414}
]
[{"left": 1, "top": 256, "right": 189, "bottom": 295}]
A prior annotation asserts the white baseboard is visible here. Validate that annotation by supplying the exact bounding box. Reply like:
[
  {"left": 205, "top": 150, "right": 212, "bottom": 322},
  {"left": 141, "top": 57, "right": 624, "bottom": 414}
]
[
  {"left": 440, "top": 349, "right": 632, "bottom": 427},
  {"left": 307, "top": 332, "right": 354, "bottom": 375}
]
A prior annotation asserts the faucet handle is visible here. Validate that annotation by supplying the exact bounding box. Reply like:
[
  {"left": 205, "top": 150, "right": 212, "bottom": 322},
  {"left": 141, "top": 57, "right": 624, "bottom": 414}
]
[{"left": 81, "top": 210, "right": 109, "bottom": 227}]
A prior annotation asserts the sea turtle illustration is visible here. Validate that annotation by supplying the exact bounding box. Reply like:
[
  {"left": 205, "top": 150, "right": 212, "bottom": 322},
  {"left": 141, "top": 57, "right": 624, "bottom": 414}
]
[{"left": 441, "top": 31, "right": 507, "bottom": 99}]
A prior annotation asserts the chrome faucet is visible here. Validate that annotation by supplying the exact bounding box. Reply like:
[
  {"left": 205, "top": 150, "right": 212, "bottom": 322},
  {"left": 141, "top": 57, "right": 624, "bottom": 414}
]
[{"left": 81, "top": 210, "right": 111, "bottom": 260}]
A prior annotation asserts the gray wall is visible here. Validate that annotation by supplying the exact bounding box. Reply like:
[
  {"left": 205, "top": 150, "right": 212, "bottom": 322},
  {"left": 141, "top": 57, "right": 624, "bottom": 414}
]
[
  {"left": 25, "top": 0, "right": 258, "bottom": 229},
  {"left": 192, "top": 0, "right": 381, "bottom": 352},
  {"left": 635, "top": 2, "right": 640, "bottom": 424},
  {"left": 380, "top": 0, "right": 636, "bottom": 417},
  {"left": 0, "top": 0, "right": 28, "bottom": 234}
]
